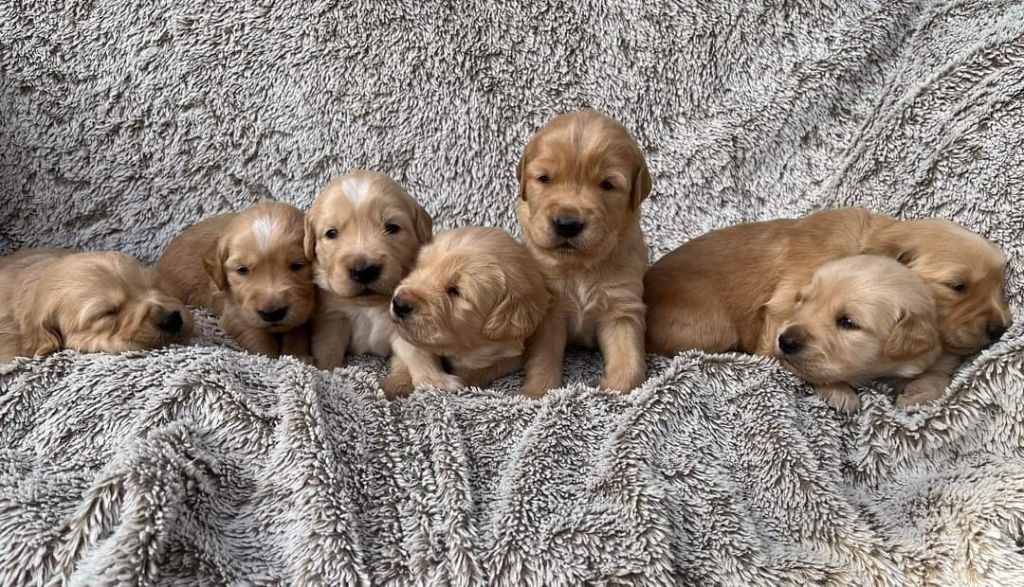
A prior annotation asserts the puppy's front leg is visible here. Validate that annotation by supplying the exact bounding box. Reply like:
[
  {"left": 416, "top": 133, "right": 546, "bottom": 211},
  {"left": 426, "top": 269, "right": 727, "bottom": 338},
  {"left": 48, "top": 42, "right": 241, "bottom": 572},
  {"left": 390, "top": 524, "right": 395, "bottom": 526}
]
[
  {"left": 281, "top": 323, "right": 313, "bottom": 363},
  {"left": 897, "top": 353, "right": 961, "bottom": 407},
  {"left": 224, "top": 317, "right": 279, "bottom": 357},
  {"left": 388, "top": 337, "right": 464, "bottom": 394},
  {"left": 814, "top": 382, "right": 860, "bottom": 414},
  {"left": 520, "top": 307, "right": 567, "bottom": 397},
  {"left": 311, "top": 302, "right": 352, "bottom": 369},
  {"left": 596, "top": 317, "right": 646, "bottom": 392}
]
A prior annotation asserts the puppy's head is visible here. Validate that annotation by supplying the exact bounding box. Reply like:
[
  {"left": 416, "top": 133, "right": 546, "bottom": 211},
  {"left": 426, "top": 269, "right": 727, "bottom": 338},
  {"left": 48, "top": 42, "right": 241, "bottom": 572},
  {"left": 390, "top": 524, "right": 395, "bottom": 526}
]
[
  {"left": 305, "top": 171, "right": 432, "bottom": 304},
  {"left": 865, "top": 219, "right": 1011, "bottom": 355},
  {"left": 205, "top": 200, "right": 316, "bottom": 331},
  {"left": 20, "top": 252, "right": 194, "bottom": 356},
  {"left": 516, "top": 110, "right": 651, "bottom": 267},
  {"left": 774, "top": 255, "right": 941, "bottom": 385},
  {"left": 388, "top": 227, "right": 549, "bottom": 354}
]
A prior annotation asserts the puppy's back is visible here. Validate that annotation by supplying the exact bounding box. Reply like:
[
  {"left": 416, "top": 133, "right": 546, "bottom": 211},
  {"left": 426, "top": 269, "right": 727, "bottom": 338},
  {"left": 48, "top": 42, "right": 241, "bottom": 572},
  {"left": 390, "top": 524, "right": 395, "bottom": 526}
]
[
  {"left": 644, "top": 207, "right": 888, "bottom": 354},
  {"left": 157, "top": 213, "right": 236, "bottom": 311}
]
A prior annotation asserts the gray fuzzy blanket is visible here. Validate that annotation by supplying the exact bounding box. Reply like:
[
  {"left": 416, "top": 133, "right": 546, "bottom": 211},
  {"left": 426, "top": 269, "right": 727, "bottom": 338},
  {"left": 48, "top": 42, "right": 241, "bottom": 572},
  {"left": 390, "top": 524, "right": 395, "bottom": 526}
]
[{"left": 3, "top": 0, "right": 1024, "bottom": 584}]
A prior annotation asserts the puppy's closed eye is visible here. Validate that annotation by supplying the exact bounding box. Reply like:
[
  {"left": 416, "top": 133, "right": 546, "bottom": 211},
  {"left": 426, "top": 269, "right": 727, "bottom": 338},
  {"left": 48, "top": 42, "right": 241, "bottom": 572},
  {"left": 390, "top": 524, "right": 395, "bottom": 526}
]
[
  {"left": 946, "top": 281, "right": 967, "bottom": 293},
  {"left": 446, "top": 285, "right": 461, "bottom": 298},
  {"left": 384, "top": 222, "right": 402, "bottom": 235}
]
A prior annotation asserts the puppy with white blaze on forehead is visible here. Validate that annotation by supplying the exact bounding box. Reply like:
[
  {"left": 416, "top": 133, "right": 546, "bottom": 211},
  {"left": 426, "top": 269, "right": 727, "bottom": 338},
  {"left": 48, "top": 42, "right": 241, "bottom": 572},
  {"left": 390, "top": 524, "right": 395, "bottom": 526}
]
[
  {"left": 157, "top": 200, "right": 316, "bottom": 358},
  {"left": 305, "top": 171, "right": 433, "bottom": 369},
  {"left": 381, "top": 227, "right": 561, "bottom": 398}
]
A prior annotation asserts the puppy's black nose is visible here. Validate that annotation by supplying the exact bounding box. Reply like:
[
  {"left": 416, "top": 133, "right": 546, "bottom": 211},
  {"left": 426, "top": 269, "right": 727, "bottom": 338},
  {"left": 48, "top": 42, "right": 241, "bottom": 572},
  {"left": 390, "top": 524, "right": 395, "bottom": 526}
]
[
  {"left": 391, "top": 296, "right": 413, "bottom": 319},
  {"left": 258, "top": 306, "right": 289, "bottom": 323},
  {"left": 778, "top": 332, "right": 804, "bottom": 355},
  {"left": 986, "top": 322, "right": 1008, "bottom": 343},
  {"left": 157, "top": 309, "right": 183, "bottom": 334},
  {"left": 349, "top": 263, "right": 382, "bottom": 284},
  {"left": 552, "top": 216, "right": 585, "bottom": 239}
]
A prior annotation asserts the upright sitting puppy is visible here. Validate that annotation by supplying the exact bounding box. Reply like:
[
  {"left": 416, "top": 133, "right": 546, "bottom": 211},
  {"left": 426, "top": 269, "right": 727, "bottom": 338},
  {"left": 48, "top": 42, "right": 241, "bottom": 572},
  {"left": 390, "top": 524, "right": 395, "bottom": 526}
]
[
  {"left": 157, "top": 200, "right": 316, "bottom": 358},
  {"left": 767, "top": 255, "right": 942, "bottom": 413},
  {"left": 516, "top": 109, "right": 652, "bottom": 392},
  {"left": 0, "top": 248, "right": 193, "bottom": 362},
  {"left": 381, "top": 227, "right": 559, "bottom": 398},
  {"left": 864, "top": 219, "right": 1012, "bottom": 404},
  {"left": 304, "top": 171, "right": 432, "bottom": 369}
]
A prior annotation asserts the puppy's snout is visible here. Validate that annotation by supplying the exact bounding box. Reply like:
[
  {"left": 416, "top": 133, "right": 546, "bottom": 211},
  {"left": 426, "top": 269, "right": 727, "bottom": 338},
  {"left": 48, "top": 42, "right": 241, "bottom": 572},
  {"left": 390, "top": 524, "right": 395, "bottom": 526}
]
[
  {"left": 986, "top": 322, "right": 1008, "bottom": 344},
  {"left": 551, "top": 216, "right": 585, "bottom": 239},
  {"left": 258, "top": 306, "right": 289, "bottom": 323},
  {"left": 778, "top": 328, "right": 806, "bottom": 355},
  {"left": 157, "top": 309, "right": 184, "bottom": 334},
  {"left": 349, "top": 262, "right": 382, "bottom": 285},
  {"left": 391, "top": 296, "right": 414, "bottom": 319}
]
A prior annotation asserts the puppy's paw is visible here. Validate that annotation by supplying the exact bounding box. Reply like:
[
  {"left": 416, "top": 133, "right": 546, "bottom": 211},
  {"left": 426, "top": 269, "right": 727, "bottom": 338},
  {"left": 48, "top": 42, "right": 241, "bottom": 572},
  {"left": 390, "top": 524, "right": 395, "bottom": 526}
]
[
  {"left": 896, "top": 377, "right": 947, "bottom": 407},
  {"left": 380, "top": 373, "right": 414, "bottom": 399},
  {"left": 419, "top": 372, "right": 465, "bottom": 393},
  {"left": 815, "top": 383, "right": 860, "bottom": 414},
  {"left": 520, "top": 380, "right": 552, "bottom": 399},
  {"left": 598, "top": 373, "right": 643, "bottom": 393}
]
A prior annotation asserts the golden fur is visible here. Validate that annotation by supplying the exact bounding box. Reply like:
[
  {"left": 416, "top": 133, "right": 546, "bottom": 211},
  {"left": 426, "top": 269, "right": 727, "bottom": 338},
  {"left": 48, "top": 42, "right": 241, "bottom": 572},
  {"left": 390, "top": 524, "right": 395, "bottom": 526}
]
[
  {"left": 770, "top": 255, "right": 942, "bottom": 412},
  {"left": 304, "top": 171, "right": 432, "bottom": 369},
  {"left": 0, "top": 248, "right": 193, "bottom": 362},
  {"left": 645, "top": 207, "right": 1012, "bottom": 407},
  {"left": 157, "top": 200, "right": 315, "bottom": 358},
  {"left": 381, "top": 227, "right": 559, "bottom": 398},
  {"left": 516, "top": 109, "right": 652, "bottom": 392}
]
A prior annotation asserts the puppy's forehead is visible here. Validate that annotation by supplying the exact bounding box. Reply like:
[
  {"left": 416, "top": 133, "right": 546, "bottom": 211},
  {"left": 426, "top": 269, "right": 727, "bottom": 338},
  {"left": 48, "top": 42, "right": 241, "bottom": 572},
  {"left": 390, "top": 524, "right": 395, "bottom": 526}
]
[
  {"left": 533, "top": 121, "right": 639, "bottom": 171},
  {"left": 320, "top": 176, "right": 411, "bottom": 218}
]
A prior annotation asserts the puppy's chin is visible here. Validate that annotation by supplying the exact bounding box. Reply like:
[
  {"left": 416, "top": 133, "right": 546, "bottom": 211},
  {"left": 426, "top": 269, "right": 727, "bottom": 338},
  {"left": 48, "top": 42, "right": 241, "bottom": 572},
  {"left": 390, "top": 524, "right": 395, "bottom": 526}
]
[
  {"left": 318, "top": 272, "right": 396, "bottom": 305},
  {"left": 940, "top": 327, "right": 988, "bottom": 356},
  {"left": 530, "top": 229, "right": 614, "bottom": 266},
  {"left": 391, "top": 317, "right": 451, "bottom": 351},
  {"left": 776, "top": 351, "right": 847, "bottom": 386}
]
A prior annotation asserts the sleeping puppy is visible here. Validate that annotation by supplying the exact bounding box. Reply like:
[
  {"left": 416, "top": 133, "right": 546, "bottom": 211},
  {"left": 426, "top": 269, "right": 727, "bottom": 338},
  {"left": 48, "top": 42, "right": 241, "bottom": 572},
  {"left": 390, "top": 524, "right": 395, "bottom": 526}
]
[
  {"left": 304, "top": 171, "right": 432, "bottom": 369},
  {"left": 516, "top": 109, "right": 652, "bottom": 392},
  {"left": 380, "top": 227, "right": 560, "bottom": 398},
  {"left": 0, "top": 248, "right": 193, "bottom": 362},
  {"left": 157, "top": 200, "right": 316, "bottom": 358},
  {"left": 766, "top": 255, "right": 942, "bottom": 413},
  {"left": 864, "top": 219, "right": 1012, "bottom": 405}
]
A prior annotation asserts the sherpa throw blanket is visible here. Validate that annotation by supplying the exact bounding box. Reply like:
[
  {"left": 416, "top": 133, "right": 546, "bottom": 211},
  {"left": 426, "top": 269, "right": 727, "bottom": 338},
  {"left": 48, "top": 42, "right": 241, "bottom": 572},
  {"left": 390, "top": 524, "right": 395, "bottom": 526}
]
[{"left": 2, "top": 0, "right": 1024, "bottom": 584}]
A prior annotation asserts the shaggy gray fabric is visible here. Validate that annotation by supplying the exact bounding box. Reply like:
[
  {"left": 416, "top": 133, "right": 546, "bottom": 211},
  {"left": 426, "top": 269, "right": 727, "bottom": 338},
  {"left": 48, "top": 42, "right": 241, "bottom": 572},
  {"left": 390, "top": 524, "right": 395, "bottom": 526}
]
[{"left": 3, "top": 0, "right": 1024, "bottom": 584}]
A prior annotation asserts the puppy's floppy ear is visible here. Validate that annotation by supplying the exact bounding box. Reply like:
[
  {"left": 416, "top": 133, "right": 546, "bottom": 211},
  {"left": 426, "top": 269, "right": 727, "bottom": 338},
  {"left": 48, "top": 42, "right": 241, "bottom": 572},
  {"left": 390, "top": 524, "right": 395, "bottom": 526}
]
[
  {"left": 483, "top": 276, "right": 548, "bottom": 342},
  {"left": 203, "top": 240, "right": 230, "bottom": 291},
  {"left": 516, "top": 150, "right": 528, "bottom": 201},
  {"left": 864, "top": 226, "right": 917, "bottom": 266},
  {"left": 19, "top": 305, "right": 62, "bottom": 357},
  {"left": 630, "top": 159, "right": 652, "bottom": 210},
  {"left": 885, "top": 308, "right": 938, "bottom": 360},
  {"left": 411, "top": 201, "right": 433, "bottom": 245}
]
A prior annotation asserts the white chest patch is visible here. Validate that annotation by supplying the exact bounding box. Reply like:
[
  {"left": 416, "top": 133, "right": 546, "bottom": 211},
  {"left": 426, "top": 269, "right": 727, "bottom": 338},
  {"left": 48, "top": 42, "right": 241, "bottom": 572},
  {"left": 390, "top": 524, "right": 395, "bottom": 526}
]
[
  {"left": 344, "top": 303, "right": 394, "bottom": 356},
  {"left": 341, "top": 177, "right": 371, "bottom": 205},
  {"left": 251, "top": 215, "right": 279, "bottom": 250}
]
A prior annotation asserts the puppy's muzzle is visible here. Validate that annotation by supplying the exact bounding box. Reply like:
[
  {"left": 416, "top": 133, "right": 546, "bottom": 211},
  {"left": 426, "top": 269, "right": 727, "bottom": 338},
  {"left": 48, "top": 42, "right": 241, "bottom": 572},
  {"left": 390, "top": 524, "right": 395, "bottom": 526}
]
[
  {"left": 551, "top": 216, "right": 585, "bottom": 239},
  {"left": 157, "top": 309, "right": 184, "bottom": 334},
  {"left": 349, "top": 262, "right": 382, "bottom": 285},
  {"left": 391, "top": 296, "right": 414, "bottom": 319},
  {"left": 258, "top": 306, "right": 289, "bottom": 323},
  {"left": 778, "top": 327, "right": 806, "bottom": 355}
]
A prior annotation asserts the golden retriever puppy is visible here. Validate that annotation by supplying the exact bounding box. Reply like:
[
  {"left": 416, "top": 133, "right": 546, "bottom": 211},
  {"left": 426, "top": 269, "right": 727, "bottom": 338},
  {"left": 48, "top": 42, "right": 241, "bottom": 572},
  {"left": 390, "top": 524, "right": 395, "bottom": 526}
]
[
  {"left": 380, "top": 227, "right": 561, "bottom": 398},
  {"left": 157, "top": 200, "right": 315, "bottom": 358},
  {"left": 304, "top": 171, "right": 432, "bottom": 369},
  {"left": 864, "top": 218, "right": 1012, "bottom": 404},
  {"left": 646, "top": 208, "right": 1012, "bottom": 407},
  {"left": 768, "top": 255, "right": 942, "bottom": 413},
  {"left": 516, "top": 109, "right": 652, "bottom": 392},
  {"left": 0, "top": 248, "right": 193, "bottom": 362}
]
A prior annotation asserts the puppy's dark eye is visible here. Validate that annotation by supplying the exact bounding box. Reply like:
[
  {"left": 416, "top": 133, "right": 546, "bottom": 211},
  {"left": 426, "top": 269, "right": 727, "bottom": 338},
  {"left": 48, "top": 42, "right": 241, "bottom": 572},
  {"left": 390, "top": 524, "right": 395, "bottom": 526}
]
[
  {"left": 324, "top": 228, "right": 338, "bottom": 239},
  {"left": 236, "top": 266, "right": 250, "bottom": 276},
  {"left": 600, "top": 180, "right": 615, "bottom": 191},
  {"left": 289, "top": 261, "right": 306, "bottom": 271},
  {"left": 947, "top": 282, "right": 967, "bottom": 293},
  {"left": 836, "top": 315, "right": 858, "bottom": 330},
  {"left": 446, "top": 285, "right": 461, "bottom": 298},
  {"left": 384, "top": 223, "right": 401, "bottom": 235},
  {"left": 536, "top": 174, "right": 550, "bottom": 184}
]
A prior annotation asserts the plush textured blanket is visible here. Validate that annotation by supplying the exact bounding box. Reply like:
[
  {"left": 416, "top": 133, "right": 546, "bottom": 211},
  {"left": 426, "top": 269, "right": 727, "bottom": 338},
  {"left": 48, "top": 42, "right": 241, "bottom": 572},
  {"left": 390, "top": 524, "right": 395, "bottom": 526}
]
[{"left": 2, "top": 0, "right": 1024, "bottom": 584}]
